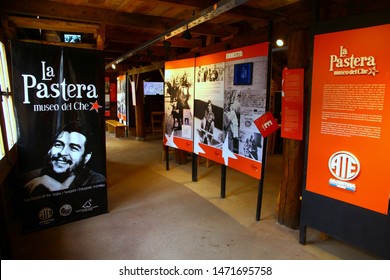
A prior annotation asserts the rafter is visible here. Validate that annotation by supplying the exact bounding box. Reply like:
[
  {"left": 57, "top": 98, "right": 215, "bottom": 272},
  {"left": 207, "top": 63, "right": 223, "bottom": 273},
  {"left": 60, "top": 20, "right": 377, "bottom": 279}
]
[
  {"left": 8, "top": 16, "right": 100, "bottom": 35},
  {"left": 0, "top": 0, "right": 238, "bottom": 36}
]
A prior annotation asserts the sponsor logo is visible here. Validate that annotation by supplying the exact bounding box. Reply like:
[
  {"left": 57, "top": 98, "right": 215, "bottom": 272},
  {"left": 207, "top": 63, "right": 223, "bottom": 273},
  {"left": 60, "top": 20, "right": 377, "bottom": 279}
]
[
  {"left": 59, "top": 204, "right": 73, "bottom": 217},
  {"left": 76, "top": 199, "right": 99, "bottom": 213},
  {"left": 328, "top": 151, "right": 360, "bottom": 181},
  {"left": 329, "top": 46, "right": 378, "bottom": 76},
  {"left": 39, "top": 207, "right": 53, "bottom": 220},
  {"left": 328, "top": 178, "right": 356, "bottom": 192},
  {"left": 328, "top": 151, "right": 360, "bottom": 192},
  {"left": 38, "top": 207, "right": 55, "bottom": 225}
]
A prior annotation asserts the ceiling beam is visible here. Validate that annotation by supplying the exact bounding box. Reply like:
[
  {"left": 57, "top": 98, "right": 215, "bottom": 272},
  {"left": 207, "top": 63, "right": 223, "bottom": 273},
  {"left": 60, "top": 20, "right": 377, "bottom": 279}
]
[
  {"left": 126, "top": 61, "right": 165, "bottom": 75},
  {"left": 8, "top": 16, "right": 100, "bottom": 35},
  {"left": 105, "top": 0, "right": 250, "bottom": 69},
  {"left": 18, "top": 39, "right": 97, "bottom": 49},
  {"left": 0, "top": 0, "right": 238, "bottom": 36},
  {"left": 147, "top": 0, "right": 282, "bottom": 21},
  {"left": 0, "top": 0, "right": 179, "bottom": 29}
]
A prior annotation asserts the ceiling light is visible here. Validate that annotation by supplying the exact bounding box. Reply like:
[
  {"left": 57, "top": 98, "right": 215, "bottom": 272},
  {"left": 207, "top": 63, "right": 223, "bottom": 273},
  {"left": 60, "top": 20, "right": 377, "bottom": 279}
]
[
  {"left": 111, "top": 63, "right": 116, "bottom": 70},
  {"left": 181, "top": 27, "right": 192, "bottom": 40},
  {"left": 276, "top": 39, "right": 284, "bottom": 47}
]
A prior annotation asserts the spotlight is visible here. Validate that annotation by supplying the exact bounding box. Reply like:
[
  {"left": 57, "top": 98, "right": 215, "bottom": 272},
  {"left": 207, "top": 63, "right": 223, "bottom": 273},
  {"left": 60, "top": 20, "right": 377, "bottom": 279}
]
[
  {"left": 163, "top": 40, "right": 171, "bottom": 50},
  {"left": 111, "top": 63, "right": 116, "bottom": 70},
  {"left": 181, "top": 27, "right": 192, "bottom": 40},
  {"left": 276, "top": 39, "right": 284, "bottom": 47}
]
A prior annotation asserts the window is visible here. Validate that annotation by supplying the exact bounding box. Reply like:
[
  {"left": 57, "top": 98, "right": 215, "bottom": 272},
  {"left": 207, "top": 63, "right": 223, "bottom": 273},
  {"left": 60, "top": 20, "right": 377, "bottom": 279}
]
[
  {"left": 0, "top": 41, "right": 17, "bottom": 151},
  {"left": 0, "top": 126, "right": 4, "bottom": 160}
]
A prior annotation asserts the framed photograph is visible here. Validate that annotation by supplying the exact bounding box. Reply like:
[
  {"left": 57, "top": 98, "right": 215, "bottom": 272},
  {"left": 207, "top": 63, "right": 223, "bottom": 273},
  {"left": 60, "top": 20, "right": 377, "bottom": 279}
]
[{"left": 233, "top": 62, "right": 253, "bottom": 85}]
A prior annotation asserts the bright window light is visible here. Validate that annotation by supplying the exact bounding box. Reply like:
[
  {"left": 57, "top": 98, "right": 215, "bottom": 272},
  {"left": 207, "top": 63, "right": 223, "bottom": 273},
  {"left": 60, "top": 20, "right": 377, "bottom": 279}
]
[
  {"left": 0, "top": 126, "right": 4, "bottom": 160},
  {"left": 0, "top": 41, "right": 18, "bottom": 150}
]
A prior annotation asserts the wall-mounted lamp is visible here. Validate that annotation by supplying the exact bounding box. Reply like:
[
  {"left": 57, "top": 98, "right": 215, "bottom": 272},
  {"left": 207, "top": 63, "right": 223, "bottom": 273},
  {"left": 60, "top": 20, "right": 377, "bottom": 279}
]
[{"left": 181, "top": 26, "right": 192, "bottom": 40}]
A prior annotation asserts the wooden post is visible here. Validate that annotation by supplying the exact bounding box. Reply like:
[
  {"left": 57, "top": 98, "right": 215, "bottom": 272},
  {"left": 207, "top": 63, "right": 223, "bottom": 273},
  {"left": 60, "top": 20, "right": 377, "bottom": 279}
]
[
  {"left": 278, "top": 29, "right": 310, "bottom": 229},
  {"left": 96, "top": 24, "right": 105, "bottom": 50},
  {"left": 134, "top": 73, "right": 145, "bottom": 140},
  {"left": 174, "top": 149, "right": 188, "bottom": 164}
]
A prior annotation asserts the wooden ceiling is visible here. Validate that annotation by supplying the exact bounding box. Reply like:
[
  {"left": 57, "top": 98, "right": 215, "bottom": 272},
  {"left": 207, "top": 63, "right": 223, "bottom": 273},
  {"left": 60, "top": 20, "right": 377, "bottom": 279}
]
[{"left": 1, "top": 0, "right": 389, "bottom": 76}]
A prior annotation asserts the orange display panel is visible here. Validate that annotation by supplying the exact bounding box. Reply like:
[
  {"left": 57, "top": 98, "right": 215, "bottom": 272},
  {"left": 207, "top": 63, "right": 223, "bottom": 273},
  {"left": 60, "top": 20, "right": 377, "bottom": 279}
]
[
  {"left": 306, "top": 24, "right": 390, "bottom": 214},
  {"left": 281, "top": 68, "right": 304, "bottom": 140},
  {"left": 193, "top": 43, "right": 269, "bottom": 179}
]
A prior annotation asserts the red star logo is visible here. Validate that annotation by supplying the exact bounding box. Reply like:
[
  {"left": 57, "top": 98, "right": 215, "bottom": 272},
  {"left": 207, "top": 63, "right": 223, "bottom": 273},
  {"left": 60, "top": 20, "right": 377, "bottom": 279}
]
[{"left": 89, "top": 100, "right": 102, "bottom": 113}]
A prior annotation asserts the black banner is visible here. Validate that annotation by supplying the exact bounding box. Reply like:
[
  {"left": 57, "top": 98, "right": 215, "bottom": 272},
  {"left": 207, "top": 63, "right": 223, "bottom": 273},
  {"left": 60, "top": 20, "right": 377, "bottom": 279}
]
[{"left": 11, "top": 41, "right": 108, "bottom": 231}]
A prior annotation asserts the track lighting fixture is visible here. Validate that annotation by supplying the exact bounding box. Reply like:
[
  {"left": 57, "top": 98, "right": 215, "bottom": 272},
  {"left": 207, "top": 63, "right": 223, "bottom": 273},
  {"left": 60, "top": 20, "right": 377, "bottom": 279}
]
[{"left": 181, "top": 26, "right": 192, "bottom": 40}]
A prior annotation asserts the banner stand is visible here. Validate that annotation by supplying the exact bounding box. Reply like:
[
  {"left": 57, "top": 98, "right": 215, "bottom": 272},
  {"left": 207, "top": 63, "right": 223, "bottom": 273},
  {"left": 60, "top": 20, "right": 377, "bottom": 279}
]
[
  {"left": 11, "top": 41, "right": 108, "bottom": 231},
  {"left": 220, "top": 165, "right": 226, "bottom": 198},
  {"left": 300, "top": 12, "right": 390, "bottom": 258},
  {"left": 256, "top": 134, "right": 268, "bottom": 221},
  {"left": 165, "top": 146, "right": 170, "bottom": 171},
  {"left": 192, "top": 153, "right": 198, "bottom": 182},
  {"left": 165, "top": 42, "right": 271, "bottom": 221},
  {"left": 255, "top": 35, "right": 273, "bottom": 221}
]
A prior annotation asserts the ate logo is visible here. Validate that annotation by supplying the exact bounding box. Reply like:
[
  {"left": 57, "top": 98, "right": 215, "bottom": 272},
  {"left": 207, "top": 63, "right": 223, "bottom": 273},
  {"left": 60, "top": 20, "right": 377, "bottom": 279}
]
[
  {"left": 254, "top": 112, "right": 279, "bottom": 137},
  {"left": 328, "top": 151, "right": 360, "bottom": 181}
]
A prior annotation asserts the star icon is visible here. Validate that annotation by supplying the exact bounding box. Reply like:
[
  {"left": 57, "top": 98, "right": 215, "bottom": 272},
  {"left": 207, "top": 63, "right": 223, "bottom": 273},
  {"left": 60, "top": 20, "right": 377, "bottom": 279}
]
[
  {"left": 89, "top": 100, "right": 102, "bottom": 113},
  {"left": 165, "top": 131, "right": 178, "bottom": 148},
  {"left": 368, "top": 66, "right": 379, "bottom": 76},
  {"left": 193, "top": 129, "right": 205, "bottom": 155},
  {"left": 222, "top": 135, "right": 237, "bottom": 165}
]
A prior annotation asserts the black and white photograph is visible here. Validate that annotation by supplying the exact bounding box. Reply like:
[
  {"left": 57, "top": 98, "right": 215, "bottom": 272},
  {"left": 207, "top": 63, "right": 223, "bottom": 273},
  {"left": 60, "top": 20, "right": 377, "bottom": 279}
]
[
  {"left": 196, "top": 63, "right": 224, "bottom": 83},
  {"left": 164, "top": 68, "right": 194, "bottom": 139},
  {"left": 239, "top": 130, "right": 262, "bottom": 161},
  {"left": 194, "top": 62, "right": 225, "bottom": 148},
  {"left": 223, "top": 89, "right": 241, "bottom": 153},
  {"left": 117, "top": 74, "right": 127, "bottom": 124}
]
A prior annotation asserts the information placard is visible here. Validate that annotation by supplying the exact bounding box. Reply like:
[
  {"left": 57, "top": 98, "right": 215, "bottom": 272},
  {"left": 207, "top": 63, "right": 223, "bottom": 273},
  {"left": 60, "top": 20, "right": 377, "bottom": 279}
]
[
  {"left": 281, "top": 68, "right": 304, "bottom": 140},
  {"left": 306, "top": 24, "right": 390, "bottom": 214}
]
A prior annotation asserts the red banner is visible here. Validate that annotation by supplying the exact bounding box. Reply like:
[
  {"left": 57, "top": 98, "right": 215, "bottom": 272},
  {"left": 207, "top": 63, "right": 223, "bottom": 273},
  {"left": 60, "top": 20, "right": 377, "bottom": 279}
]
[{"left": 281, "top": 68, "right": 304, "bottom": 140}]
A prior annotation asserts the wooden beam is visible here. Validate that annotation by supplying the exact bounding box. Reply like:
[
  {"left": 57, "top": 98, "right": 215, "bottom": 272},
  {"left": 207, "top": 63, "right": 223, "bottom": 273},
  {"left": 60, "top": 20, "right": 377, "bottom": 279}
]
[
  {"left": 0, "top": 0, "right": 172, "bottom": 30},
  {"left": 8, "top": 16, "right": 99, "bottom": 35},
  {"left": 177, "top": 29, "right": 268, "bottom": 59},
  {"left": 145, "top": 0, "right": 209, "bottom": 10},
  {"left": 154, "top": 0, "right": 282, "bottom": 21},
  {"left": 0, "top": 0, "right": 238, "bottom": 37},
  {"left": 278, "top": 29, "right": 310, "bottom": 229},
  {"left": 159, "top": 68, "right": 164, "bottom": 80},
  {"left": 106, "top": 27, "right": 202, "bottom": 48},
  {"left": 18, "top": 39, "right": 97, "bottom": 49},
  {"left": 96, "top": 24, "right": 105, "bottom": 50},
  {"left": 126, "top": 61, "right": 165, "bottom": 75}
]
